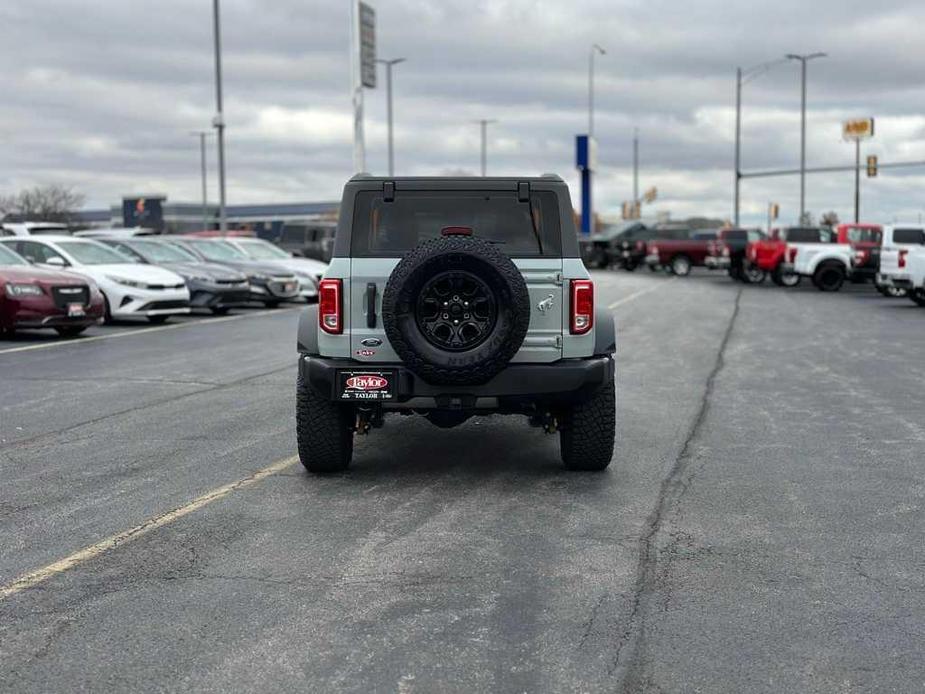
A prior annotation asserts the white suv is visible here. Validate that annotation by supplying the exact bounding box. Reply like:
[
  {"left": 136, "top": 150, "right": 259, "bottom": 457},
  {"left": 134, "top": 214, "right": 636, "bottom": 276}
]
[{"left": 878, "top": 225, "right": 925, "bottom": 305}]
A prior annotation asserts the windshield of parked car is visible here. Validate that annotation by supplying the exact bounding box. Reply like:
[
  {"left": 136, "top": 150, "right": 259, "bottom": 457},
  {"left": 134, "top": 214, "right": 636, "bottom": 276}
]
[
  {"left": 57, "top": 241, "right": 134, "bottom": 265},
  {"left": 132, "top": 240, "right": 198, "bottom": 263},
  {"left": 893, "top": 228, "right": 925, "bottom": 245},
  {"left": 184, "top": 240, "right": 248, "bottom": 261},
  {"left": 0, "top": 243, "right": 28, "bottom": 265},
  {"left": 237, "top": 240, "right": 290, "bottom": 260},
  {"left": 846, "top": 228, "right": 881, "bottom": 243},
  {"left": 352, "top": 190, "right": 562, "bottom": 257}
]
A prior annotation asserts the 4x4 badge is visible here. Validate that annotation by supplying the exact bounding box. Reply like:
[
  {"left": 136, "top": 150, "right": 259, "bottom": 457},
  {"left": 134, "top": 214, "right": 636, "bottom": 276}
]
[
  {"left": 537, "top": 293, "right": 555, "bottom": 313},
  {"left": 361, "top": 338, "right": 382, "bottom": 347}
]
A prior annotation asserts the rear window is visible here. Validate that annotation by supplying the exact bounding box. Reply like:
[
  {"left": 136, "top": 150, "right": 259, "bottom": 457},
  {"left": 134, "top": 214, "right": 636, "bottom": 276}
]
[
  {"left": 351, "top": 190, "right": 562, "bottom": 257},
  {"left": 893, "top": 228, "right": 925, "bottom": 245},
  {"left": 783, "top": 228, "right": 831, "bottom": 243},
  {"left": 846, "top": 227, "right": 881, "bottom": 243}
]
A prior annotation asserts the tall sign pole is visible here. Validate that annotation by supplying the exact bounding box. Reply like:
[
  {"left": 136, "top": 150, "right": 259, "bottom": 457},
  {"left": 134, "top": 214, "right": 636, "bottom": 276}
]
[
  {"left": 734, "top": 67, "right": 742, "bottom": 226},
  {"left": 787, "top": 53, "right": 826, "bottom": 223},
  {"left": 352, "top": 2, "right": 377, "bottom": 173},
  {"left": 211, "top": 0, "right": 227, "bottom": 233},
  {"left": 843, "top": 118, "right": 874, "bottom": 223}
]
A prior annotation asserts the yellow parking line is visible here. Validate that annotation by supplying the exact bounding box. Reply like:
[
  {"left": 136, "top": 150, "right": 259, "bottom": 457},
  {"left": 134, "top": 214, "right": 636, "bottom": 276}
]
[
  {"left": 0, "top": 307, "right": 302, "bottom": 356},
  {"left": 0, "top": 455, "right": 299, "bottom": 601},
  {"left": 607, "top": 278, "right": 676, "bottom": 310}
]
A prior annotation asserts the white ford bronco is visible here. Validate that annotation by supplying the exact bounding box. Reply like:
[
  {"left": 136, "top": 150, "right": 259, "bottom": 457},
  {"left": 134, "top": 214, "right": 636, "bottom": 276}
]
[{"left": 296, "top": 175, "right": 616, "bottom": 473}]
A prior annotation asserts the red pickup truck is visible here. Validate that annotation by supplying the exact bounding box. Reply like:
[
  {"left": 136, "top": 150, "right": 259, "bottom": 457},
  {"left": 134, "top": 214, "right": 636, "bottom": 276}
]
[{"left": 644, "top": 231, "right": 719, "bottom": 276}]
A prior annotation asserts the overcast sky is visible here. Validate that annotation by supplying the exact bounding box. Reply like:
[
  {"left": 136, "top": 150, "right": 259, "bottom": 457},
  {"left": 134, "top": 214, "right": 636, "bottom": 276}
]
[{"left": 3, "top": 0, "right": 925, "bottom": 226}]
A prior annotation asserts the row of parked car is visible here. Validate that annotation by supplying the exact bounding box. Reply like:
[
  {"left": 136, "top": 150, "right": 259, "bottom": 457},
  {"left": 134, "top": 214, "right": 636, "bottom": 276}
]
[
  {"left": 0, "top": 227, "right": 327, "bottom": 338},
  {"left": 581, "top": 221, "right": 925, "bottom": 305}
]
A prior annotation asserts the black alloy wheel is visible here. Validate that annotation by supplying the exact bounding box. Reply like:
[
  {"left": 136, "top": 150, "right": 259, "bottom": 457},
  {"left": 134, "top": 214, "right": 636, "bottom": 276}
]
[{"left": 415, "top": 270, "right": 497, "bottom": 352}]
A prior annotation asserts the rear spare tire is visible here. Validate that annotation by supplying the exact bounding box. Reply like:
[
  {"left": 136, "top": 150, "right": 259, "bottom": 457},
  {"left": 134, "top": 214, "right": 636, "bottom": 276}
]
[{"left": 382, "top": 236, "right": 530, "bottom": 385}]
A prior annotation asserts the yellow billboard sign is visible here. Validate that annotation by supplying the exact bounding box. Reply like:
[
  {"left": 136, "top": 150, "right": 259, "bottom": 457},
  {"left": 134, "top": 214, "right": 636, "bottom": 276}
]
[{"left": 843, "top": 118, "right": 874, "bottom": 140}]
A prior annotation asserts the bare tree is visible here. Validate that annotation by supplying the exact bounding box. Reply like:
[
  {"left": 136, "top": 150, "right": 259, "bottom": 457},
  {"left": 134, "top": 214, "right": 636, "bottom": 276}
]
[
  {"left": 799, "top": 210, "right": 815, "bottom": 227},
  {"left": 0, "top": 185, "right": 86, "bottom": 224},
  {"left": 820, "top": 210, "right": 839, "bottom": 227}
]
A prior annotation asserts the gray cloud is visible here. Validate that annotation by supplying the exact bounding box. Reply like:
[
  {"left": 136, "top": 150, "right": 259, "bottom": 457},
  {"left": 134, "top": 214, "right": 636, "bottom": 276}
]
[{"left": 2, "top": 0, "right": 925, "bottom": 226}]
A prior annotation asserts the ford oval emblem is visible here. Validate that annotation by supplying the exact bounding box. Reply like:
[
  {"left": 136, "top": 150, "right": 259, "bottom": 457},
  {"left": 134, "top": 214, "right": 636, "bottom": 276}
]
[{"left": 361, "top": 338, "right": 383, "bottom": 347}]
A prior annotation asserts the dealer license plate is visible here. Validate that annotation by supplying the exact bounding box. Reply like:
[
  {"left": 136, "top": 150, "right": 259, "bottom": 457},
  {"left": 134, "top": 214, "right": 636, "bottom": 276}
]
[
  {"left": 336, "top": 370, "right": 396, "bottom": 401},
  {"left": 67, "top": 303, "right": 86, "bottom": 318}
]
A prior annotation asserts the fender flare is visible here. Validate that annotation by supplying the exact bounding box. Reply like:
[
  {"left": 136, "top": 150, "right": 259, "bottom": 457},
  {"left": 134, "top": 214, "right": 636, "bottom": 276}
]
[
  {"left": 593, "top": 309, "right": 616, "bottom": 355},
  {"left": 807, "top": 251, "right": 850, "bottom": 275},
  {"left": 297, "top": 305, "right": 319, "bottom": 355}
]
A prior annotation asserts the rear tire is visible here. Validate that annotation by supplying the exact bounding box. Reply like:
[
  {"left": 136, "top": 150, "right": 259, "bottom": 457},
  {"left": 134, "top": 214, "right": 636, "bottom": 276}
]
[
  {"left": 812, "top": 262, "right": 846, "bottom": 292},
  {"left": 909, "top": 288, "right": 925, "bottom": 307},
  {"left": 670, "top": 255, "right": 692, "bottom": 276},
  {"left": 771, "top": 267, "right": 801, "bottom": 287},
  {"left": 742, "top": 264, "right": 767, "bottom": 285},
  {"left": 54, "top": 326, "right": 87, "bottom": 338},
  {"left": 559, "top": 374, "right": 615, "bottom": 471},
  {"left": 296, "top": 373, "right": 354, "bottom": 473},
  {"left": 878, "top": 284, "right": 908, "bottom": 298}
]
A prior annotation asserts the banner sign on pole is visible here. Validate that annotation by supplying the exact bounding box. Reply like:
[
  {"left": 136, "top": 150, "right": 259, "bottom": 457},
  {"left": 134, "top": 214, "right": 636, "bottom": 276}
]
[
  {"left": 359, "top": 2, "right": 376, "bottom": 88},
  {"left": 843, "top": 118, "right": 874, "bottom": 140}
]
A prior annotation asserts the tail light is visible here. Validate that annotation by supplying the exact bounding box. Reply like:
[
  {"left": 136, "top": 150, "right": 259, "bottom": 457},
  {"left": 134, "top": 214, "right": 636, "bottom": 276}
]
[
  {"left": 649, "top": 244, "right": 659, "bottom": 255},
  {"left": 853, "top": 249, "right": 868, "bottom": 267},
  {"left": 899, "top": 250, "right": 908, "bottom": 269},
  {"left": 722, "top": 245, "right": 730, "bottom": 257},
  {"left": 787, "top": 247, "right": 798, "bottom": 263},
  {"left": 570, "top": 279, "right": 594, "bottom": 335},
  {"left": 635, "top": 240, "right": 644, "bottom": 251},
  {"left": 318, "top": 278, "right": 342, "bottom": 334}
]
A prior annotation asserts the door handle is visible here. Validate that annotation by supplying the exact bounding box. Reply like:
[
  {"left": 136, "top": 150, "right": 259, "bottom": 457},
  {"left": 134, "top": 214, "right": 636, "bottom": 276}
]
[{"left": 366, "top": 283, "right": 377, "bottom": 328}]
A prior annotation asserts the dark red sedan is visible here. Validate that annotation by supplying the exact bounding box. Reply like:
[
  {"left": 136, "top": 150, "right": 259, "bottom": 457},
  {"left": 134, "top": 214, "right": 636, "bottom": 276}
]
[{"left": 0, "top": 243, "right": 105, "bottom": 337}]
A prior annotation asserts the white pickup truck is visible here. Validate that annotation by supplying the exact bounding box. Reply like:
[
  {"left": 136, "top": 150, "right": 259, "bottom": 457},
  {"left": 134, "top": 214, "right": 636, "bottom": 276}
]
[
  {"left": 783, "top": 227, "right": 853, "bottom": 291},
  {"left": 878, "top": 225, "right": 925, "bottom": 306}
]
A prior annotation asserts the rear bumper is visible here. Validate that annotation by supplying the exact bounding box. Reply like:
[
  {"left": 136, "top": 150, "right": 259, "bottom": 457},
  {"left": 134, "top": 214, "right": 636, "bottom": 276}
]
[{"left": 299, "top": 355, "right": 615, "bottom": 406}]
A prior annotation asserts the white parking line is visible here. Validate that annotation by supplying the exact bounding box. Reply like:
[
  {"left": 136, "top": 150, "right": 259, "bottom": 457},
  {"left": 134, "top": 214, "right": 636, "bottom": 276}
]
[
  {"left": 0, "top": 455, "right": 300, "bottom": 602},
  {"left": 607, "top": 278, "right": 676, "bottom": 310},
  {"left": 0, "top": 307, "right": 302, "bottom": 356}
]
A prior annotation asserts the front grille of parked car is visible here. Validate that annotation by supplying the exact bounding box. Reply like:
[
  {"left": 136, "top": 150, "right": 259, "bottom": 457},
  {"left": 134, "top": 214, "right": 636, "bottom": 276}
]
[
  {"left": 215, "top": 278, "right": 248, "bottom": 286},
  {"left": 268, "top": 279, "right": 298, "bottom": 295},
  {"left": 51, "top": 285, "right": 89, "bottom": 308},
  {"left": 146, "top": 283, "right": 186, "bottom": 291},
  {"left": 137, "top": 300, "right": 189, "bottom": 311}
]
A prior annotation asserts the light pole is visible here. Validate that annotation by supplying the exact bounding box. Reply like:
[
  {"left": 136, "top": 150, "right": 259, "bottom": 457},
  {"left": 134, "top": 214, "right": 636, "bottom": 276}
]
[
  {"left": 376, "top": 58, "right": 405, "bottom": 176},
  {"left": 474, "top": 119, "right": 497, "bottom": 176},
  {"left": 190, "top": 131, "right": 212, "bottom": 230},
  {"left": 787, "top": 52, "right": 827, "bottom": 223},
  {"left": 633, "top": 128, "right": 639, "bottom": 205},
  {"left": 211, "top": 0, "right": 227, "bottom": 233},
  {"left": 588, "top": 43, "right": 605, "bottom": 138},
  {"left": 733, "top": 57, "right": 790, "bottom": 226}
]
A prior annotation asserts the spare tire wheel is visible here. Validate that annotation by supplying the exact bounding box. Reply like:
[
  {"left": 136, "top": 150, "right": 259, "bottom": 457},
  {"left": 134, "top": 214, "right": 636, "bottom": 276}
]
[{"left": 381, "top": 236, "right": 530, "bottom": 385}]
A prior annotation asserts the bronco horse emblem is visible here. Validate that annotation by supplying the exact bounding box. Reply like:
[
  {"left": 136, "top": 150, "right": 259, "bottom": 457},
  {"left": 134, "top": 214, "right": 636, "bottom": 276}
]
[{"left": 536, "top": 293, "right": 555, "bottom": 313}]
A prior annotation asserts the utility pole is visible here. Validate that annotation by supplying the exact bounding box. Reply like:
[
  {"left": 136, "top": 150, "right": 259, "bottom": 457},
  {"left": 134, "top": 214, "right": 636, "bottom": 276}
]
[
  {"left": 475, "top": 119, "right": 497, "bottom": 176},
  {"left": 190, "top": 131, "right": 211, "bottom": 230},
  {"left": 211, "top": 0, "right": 227, "bottom": 233},
  {"left": 787, "top": 52, "right": 827, "bottom": 223},
  {"left": 588, "top": 43, "right": 605, "bottom": 138},
  {"left": 633, "top": 128, "right": 639, "bottom": 204},
  {"left": 734, "top": 67, "right": 742, "bottom": 226},
  {"left": 854, "top": 138, "right": 861, "bottom": 223},
  {"left": 376, "top": 57, "right": 405, "bottom": 176},
  {"left": 350, "top": 0, "right": 366, "bottom": 173}
]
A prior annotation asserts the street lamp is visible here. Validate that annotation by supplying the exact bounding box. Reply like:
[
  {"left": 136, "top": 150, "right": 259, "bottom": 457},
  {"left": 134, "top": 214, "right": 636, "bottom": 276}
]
[
  {"left": 211, "top": 0, "right": 227, "bottom": 233},
  {"left": 588, "top": 43, "right": 606, "bottom": 138},
  {"left": 787, "top": 52, "right": 827, "bottom": 223},
  {"left": 376, "top": 57, "right": 406, "bottom": 176},
  {"left": 733, "top": 57, "right": 790, "bottom": 226},
  {"left": 474, "top": 119, "right": 497, "bottom": 176},
  {"left": 190, "top": 131, "right": 213, "bottom": 230}
]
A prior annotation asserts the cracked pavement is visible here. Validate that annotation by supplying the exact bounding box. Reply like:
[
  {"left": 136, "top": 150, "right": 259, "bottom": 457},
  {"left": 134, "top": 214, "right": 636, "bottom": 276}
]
[{"left": 1, "top": 271, "right": 923, "bottom": 692}]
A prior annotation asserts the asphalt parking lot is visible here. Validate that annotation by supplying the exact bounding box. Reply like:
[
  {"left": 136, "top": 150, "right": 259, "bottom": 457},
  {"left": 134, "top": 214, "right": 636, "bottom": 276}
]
[{"left": 1, "top": 271, "right": 923, "bottom": 693}]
